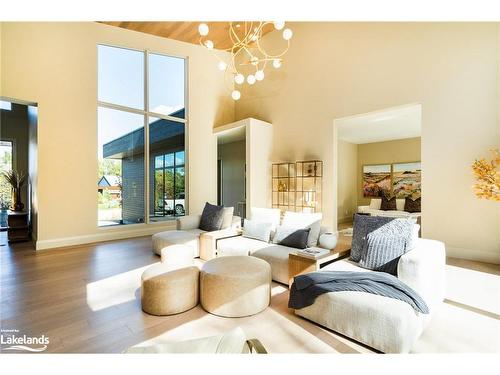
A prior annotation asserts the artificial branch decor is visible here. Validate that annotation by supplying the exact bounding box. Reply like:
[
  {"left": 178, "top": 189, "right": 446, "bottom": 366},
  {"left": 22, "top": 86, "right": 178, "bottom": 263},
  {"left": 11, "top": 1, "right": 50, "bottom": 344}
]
[
  {"left": 471, "top": 149, "right": 500, "bottom": 201},
  {"left": 1, "top": 170, "right": 27, "bottom": 211}
]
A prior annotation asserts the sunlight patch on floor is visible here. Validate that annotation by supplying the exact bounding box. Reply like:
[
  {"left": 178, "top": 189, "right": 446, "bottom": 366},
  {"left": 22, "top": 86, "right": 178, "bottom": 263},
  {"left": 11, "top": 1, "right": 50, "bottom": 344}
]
[
  {"left": 445, "top": 264, "right": 500, "bottom": 315},
  {"left": 86, "top": 264, "right": 154, "bottom": 311}
]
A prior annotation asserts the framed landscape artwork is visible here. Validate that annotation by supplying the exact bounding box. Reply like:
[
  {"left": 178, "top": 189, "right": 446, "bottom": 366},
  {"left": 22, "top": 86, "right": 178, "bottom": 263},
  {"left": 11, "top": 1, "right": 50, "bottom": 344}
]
[
  {"left": 362, "top": 164, "right": 391, "bottom": 197},
  {"left": 392, "top": 162, "right": 421, "bottom": 198}
]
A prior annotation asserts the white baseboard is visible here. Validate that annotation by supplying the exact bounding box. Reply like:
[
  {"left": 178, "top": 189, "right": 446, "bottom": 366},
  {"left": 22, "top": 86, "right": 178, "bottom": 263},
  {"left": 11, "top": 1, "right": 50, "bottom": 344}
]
[
  {"left": 446, "top": 245, "right": 500, "bottom": 264},
  {"left": 35, "top": 222, "right": 176, "bottom": 251}
]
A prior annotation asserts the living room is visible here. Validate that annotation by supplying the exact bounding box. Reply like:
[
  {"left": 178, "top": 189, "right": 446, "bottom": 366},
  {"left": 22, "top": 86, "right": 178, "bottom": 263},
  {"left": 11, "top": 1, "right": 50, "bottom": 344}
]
[{"left": 1, "top": 1, "right": 499, "bottom": 374}]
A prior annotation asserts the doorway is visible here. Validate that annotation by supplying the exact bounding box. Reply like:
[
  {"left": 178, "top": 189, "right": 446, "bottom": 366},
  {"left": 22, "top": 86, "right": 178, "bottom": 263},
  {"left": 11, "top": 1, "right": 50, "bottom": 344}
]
[
  {"left": 0, "top": 98, "right": 38, "bottom": 241},
  {"left": 333, "top": 103, "right": 422, "bottom": 232},
  {"left": 216, "top": 126, "right": 246, "bottom": 219}
]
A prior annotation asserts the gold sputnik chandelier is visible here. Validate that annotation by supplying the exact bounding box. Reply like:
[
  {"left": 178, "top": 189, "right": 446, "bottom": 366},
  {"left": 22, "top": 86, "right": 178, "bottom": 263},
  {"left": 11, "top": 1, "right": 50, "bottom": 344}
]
[{"left": 198, "top": 21, "right": 293, "bottom": 100}]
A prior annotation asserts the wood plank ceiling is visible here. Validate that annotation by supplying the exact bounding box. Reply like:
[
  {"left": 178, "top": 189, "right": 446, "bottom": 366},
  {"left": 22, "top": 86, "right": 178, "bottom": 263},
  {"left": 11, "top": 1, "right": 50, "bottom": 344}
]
[{"left": 100, "top": 22, "right": 275, "bottom": 50}]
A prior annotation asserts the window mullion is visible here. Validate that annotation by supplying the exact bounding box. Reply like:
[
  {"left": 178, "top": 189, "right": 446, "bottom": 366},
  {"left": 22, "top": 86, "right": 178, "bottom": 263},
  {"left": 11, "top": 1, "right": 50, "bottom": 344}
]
[{"left": 144, "top": 50, "right": 150, "bottom": 224}]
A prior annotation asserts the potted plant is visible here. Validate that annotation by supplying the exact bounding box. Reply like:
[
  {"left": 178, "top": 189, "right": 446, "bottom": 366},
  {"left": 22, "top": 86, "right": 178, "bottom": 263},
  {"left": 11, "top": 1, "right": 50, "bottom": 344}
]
[{"left": 1, "top": 170, "right": 27, "bottom": 212}]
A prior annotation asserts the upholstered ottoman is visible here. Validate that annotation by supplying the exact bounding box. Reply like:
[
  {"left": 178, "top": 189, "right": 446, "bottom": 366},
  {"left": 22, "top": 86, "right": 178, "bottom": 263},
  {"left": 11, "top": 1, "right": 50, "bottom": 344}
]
[
  {"left": 152, "top": 230, "right": 203, "bottom": 257},
  {"left": 160, "top": 244, "right": 195, "bottom": 268},
  {"left": 200, "top": 256, "right": 271, "bottom": 317},
  {"left": 141, "top": 264, "right": 200, "bottom": 316}
]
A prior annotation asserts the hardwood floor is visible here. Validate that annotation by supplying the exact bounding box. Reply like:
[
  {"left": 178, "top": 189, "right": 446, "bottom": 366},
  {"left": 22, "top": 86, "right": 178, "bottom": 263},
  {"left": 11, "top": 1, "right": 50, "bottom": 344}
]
[
  {"left": 0, "top": 232, "right": 373, "bottom": 354},
  {"left": 1, "top": 231, "right": 498, "bottom": 354}
]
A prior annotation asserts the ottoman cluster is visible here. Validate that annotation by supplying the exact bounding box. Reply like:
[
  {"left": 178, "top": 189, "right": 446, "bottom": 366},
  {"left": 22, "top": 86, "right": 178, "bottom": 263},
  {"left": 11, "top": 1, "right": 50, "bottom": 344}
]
[{"left": 141, "top": 245, "right": 271, "bottom": 318}]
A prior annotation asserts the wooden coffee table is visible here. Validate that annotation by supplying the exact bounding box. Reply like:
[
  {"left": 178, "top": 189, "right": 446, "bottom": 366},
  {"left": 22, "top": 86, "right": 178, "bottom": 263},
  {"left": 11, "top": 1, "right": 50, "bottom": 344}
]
[{"left": 288, "top": 233, "right": 352, "bottom": 287}]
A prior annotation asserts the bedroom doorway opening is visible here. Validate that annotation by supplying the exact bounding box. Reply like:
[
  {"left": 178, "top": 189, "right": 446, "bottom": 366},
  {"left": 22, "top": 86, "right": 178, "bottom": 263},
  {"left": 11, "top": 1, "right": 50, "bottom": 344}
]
[{"left": 333, "top": 103, "right": 422, "bottom": 233}]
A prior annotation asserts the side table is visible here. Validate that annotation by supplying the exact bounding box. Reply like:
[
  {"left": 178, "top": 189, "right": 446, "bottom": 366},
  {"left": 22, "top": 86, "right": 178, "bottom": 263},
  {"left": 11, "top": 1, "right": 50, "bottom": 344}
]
[
  {"left": 288, "top": 233, "right": 352, "bottom": 287},
  {"left": 7, "top": 211, "right": 30, "bottom": 243}
]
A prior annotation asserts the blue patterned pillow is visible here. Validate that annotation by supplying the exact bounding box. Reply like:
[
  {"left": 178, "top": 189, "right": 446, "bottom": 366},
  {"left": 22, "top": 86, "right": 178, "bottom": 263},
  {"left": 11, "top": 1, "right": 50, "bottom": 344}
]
[
  {"left": 351, "top": 214, "right": 395, "bottom": 262},
  {"left": 359, "top": 218, "right": 414, "bottom": 275}
]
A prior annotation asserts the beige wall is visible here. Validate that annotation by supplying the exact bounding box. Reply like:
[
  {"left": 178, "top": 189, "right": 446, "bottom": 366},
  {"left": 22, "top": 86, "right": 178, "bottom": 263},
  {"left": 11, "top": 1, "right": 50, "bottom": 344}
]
[
  {"left": 337, "top": 140, "right": 357, "bottom": 223},
  {"left": 1, "top": 22, "right": 234, "bottom": 249},
  {"left": 357, "top": 137, "right": 421, "bottom": 206},
  {"left": 236, "top": 23, "right": 500, "bottom": 263}
]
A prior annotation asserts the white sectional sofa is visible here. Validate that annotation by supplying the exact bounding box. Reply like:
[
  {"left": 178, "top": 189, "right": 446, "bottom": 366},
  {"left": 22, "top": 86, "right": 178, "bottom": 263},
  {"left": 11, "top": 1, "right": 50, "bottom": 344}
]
[
  {"left": 294, "top": 238, "right": 446, "bottom": 353},
  {"left": 216, "top": 208, "right": 330, "bottom": 284},
  {"left": 358, "top": 198, "right": 421, "bottom": 219}
]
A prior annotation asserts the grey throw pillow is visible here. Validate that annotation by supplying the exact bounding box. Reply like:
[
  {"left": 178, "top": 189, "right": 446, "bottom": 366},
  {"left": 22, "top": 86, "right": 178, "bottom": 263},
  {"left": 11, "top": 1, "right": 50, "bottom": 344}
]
[
  {"left": 279, "top": 228, "right": 311, "bottom": 249},
  {"left": 359, "top": 218, "right": 414, "bottom": 275},
  {"left": 199, "top": 202, "right": 225, "bottom": 232},
  {"left": 351, "top": 214, "right": 395, "bottom": 262}
]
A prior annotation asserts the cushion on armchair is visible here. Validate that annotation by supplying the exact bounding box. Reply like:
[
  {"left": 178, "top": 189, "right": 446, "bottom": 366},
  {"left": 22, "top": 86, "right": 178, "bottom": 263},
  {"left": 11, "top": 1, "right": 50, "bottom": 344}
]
[{"left": 199, "top": 202, "right": 225, "bottom": 232}]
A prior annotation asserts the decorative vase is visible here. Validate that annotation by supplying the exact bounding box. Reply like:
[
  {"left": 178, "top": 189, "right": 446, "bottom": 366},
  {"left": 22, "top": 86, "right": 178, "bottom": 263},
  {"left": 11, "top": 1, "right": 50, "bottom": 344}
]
[
  {"left": 319, "top": 232, "right": 338, "bottom": 249},
  {"left": 11, "top": 187, "right": 24, "bottom": 212}
]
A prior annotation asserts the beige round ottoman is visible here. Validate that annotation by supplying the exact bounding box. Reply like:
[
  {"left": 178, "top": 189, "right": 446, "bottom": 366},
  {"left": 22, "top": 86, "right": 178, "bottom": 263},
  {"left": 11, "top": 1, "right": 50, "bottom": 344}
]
[
  {"left": 141, "top": 264, "right": 199, "bottom": 316},
  {"left": 200, "top": 256, "right": 271, "bottom": 318}
]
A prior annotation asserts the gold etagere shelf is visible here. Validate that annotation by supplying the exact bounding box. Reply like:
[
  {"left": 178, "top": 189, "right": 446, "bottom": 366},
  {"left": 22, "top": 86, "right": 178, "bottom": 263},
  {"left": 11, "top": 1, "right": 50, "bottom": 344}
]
[
  {"left": 271, "top": 160, "right": 322, "bottom": 214},
  {"left": 271, "top": 162, "right": 295, "bottom": 213},
  {"left": 295, "top": 160, "right": 322, "bottom": 213}
]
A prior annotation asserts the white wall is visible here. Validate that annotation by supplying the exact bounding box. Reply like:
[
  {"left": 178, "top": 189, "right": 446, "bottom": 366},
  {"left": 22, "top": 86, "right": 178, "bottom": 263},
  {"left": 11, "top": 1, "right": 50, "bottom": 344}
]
[
  {"left": 236, "top": 23, "right": 500, "bottom": 263},
  {"left": 337, "top": 140, "right": 357, "bottom": 224},
  {"left": 1, "top": 22, "right": 234, "bottom": 249}
]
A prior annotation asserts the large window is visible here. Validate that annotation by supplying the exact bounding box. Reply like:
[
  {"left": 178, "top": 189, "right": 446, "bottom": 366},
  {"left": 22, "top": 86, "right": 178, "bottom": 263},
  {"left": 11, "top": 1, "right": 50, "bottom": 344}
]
[{"left": 97, "top": 45, "right": 187, "bottom": 227}]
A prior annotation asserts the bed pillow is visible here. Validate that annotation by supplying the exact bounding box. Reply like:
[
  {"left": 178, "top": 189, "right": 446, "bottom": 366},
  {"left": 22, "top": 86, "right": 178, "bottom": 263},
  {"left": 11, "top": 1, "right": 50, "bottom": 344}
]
[
  {"left": 282, "top": 211, "right": 322, "bottom": 247},
  {"left": 351, "top": 214, "right": 395, "bottom": 262},
  {"left": 369, "top": 198, "right": 382, "bottom": 210},
  {"left": 242, "top": 219, "right": 273, "bottom": 243},
  {"left": 404, "top": 197, "right": 421, "bottom": 213},
  {"left": 358, "top": 218, "right": 414, "bottom": 275},
  {"left": 199, "top": 202, "right": 225, "bottom": 232},
  {"left": 278, "top": 228, "right": 311, "bottom": 249},
  {"left": 380, "top": 194, "right": 397, "bottom": 211}
]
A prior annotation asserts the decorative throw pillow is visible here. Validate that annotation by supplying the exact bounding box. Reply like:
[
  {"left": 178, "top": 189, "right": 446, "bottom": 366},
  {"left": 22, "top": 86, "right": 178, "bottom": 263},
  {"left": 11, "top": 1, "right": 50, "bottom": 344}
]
[
  {"left": 242, "top": 219, "right": 273, "bottom": 242},
  {"left": 404, "top": 197, "right": 421, "bottom": 213},
  {"left": 199, "top": 202, "right": 225, "bottom": 232},
  {"left": 358, "top": 218, "right": 414, "bottom": 275},
  {"left": 281, "top": 211, "right": 322, "bottom": 247},
  {"left": 278, "top": 228, "right": 311, "bottom": 249},
  {"left": 273, "top": 225, "right": 301, "bottom": 244},
  {"left": 221, "top": 207, "right": 235, "bottom": 229},
  {"left": 351, "top": 214, "right": 395, "bottom": 262},
  {"left": 380, "top": 194, "right": 397, "bottom": 210},
  {"left": 250, "top": 207, "right": 281, "bottom": 231}
]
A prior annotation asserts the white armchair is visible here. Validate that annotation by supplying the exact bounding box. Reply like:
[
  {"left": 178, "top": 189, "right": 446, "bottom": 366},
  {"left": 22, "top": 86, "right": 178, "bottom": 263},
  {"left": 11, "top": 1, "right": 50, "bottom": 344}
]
[{"left": 152, "top": 210, "right": 241, "bottom": 258}]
